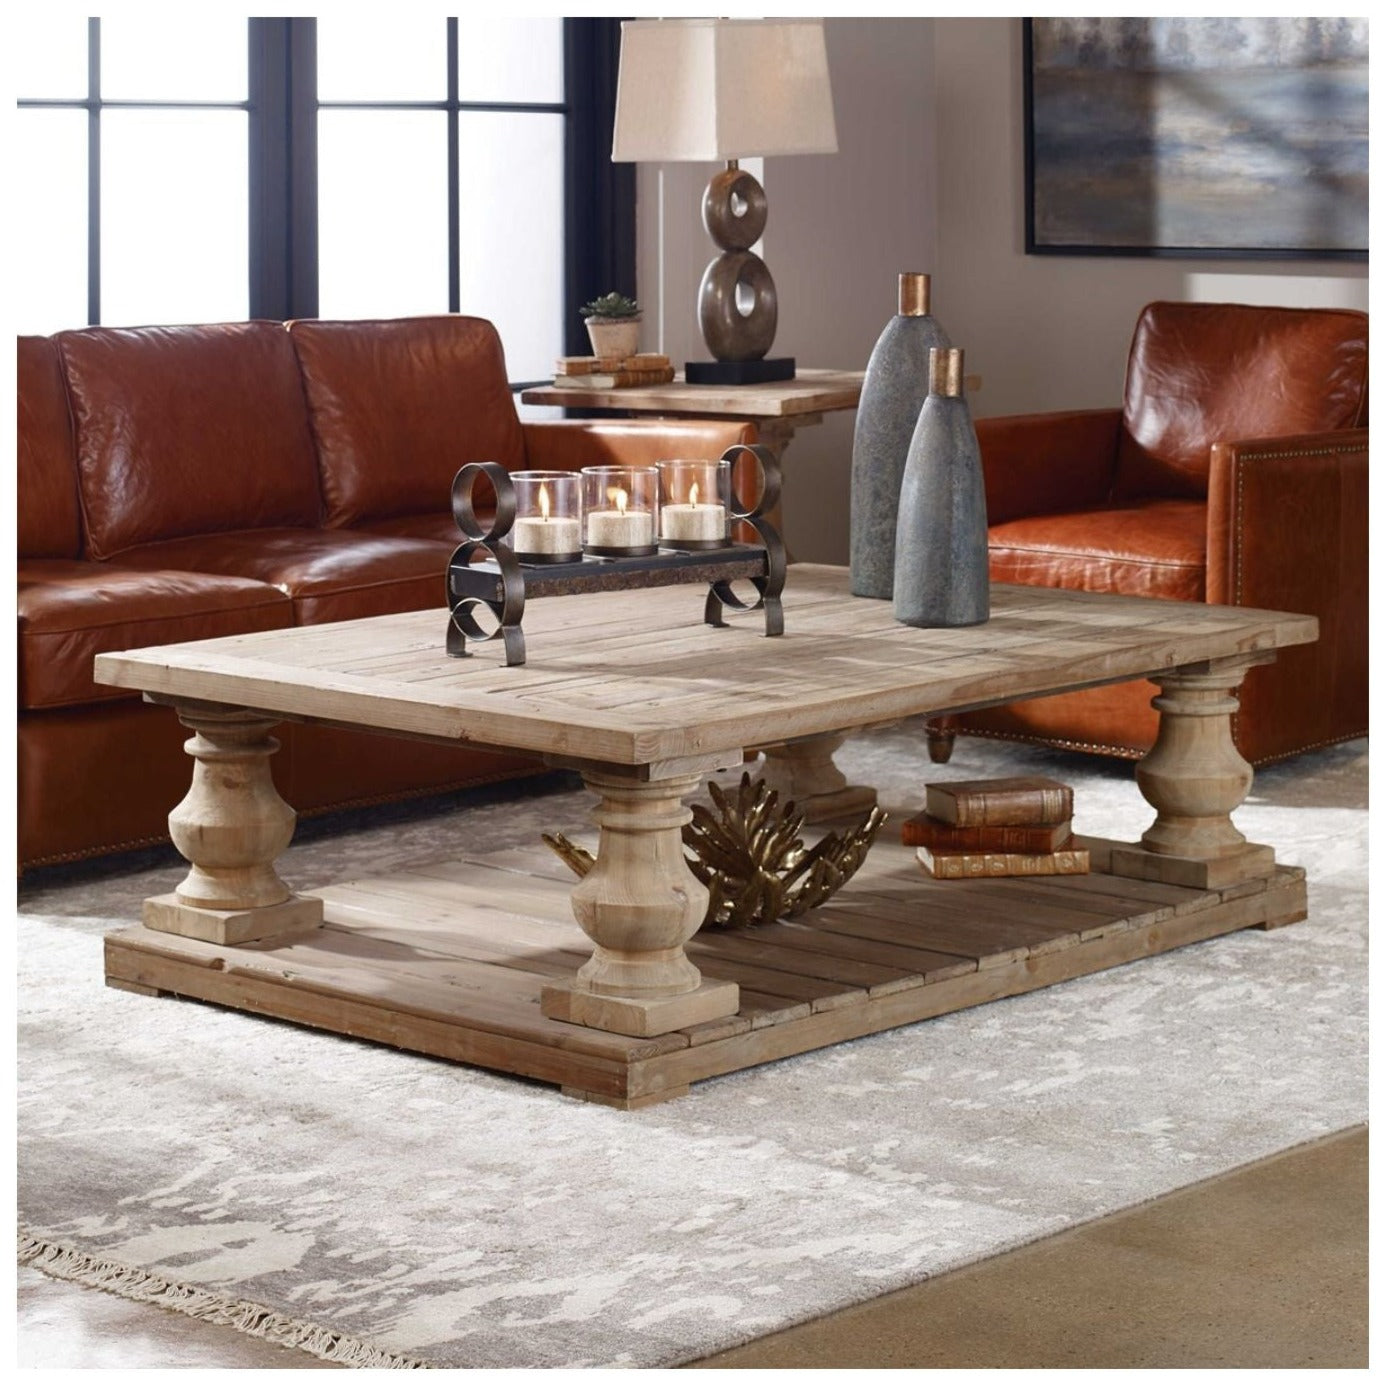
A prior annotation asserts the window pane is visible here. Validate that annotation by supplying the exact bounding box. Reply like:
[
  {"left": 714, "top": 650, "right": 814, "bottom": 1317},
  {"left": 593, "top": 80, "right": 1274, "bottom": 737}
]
[
  {"left": 13, "top": 13, "right": 89, "bottom": 99},
  {"left": 457, "top": 113, "right": 565, "bottom": 382},
  {"left": 317, "top": 17, "right": 446, "bottom": 102},
  {"left": 13, "top": 110, "right": 88, "bottom": 334},
  {"left": 102, "top": 111, "right": 248, "bottom": 326},
  {"left": 457, "top": 19, "right": 563, "bottom": 103},
  {"left": 101, "top": 15, "right": 246, "bottom": 102},
  {"left": 318, "top": 111, "right": 449, "bottom": 319}
]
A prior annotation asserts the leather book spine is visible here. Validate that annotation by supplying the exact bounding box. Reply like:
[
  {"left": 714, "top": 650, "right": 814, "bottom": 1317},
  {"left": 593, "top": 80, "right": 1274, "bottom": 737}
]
[
  {"left": 916, "top": 839, "right": 1091, "bottom": 879},
  {"left": 901, "top": 814, "right": 1073, "bottom": 853},
  {"left": 924, "top": 781, "right": 1074, "bottom": 827},
  {"left": 553, "top": 368, "right": 676, "bottom": 388}
]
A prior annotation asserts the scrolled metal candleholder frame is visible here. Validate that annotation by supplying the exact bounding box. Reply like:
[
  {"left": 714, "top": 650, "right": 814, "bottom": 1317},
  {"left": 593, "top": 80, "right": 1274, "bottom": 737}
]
[{"left": 445, "top": 444, "right": 786, "bottom": 667}]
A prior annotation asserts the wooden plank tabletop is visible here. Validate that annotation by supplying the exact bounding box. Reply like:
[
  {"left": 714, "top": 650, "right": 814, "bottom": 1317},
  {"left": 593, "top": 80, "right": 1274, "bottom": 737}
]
[
  {"left": 94, "top": 565, "right": 1317, "bottom": 769},
  {"left": 519, "top": 368, "right": 865, "bottom": 418}
]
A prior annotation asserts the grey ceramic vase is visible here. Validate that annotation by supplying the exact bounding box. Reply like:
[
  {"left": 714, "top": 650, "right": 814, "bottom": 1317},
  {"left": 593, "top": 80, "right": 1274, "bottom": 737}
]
[
  {"left": 849, "top": 272, "right": 951, "bottom": 599},
  {"left": 893, "top": 346, "right": 990, "bottom": 628}
]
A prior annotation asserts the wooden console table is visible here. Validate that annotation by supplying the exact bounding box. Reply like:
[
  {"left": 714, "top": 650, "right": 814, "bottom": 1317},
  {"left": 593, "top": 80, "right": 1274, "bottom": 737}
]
[
  {"left": 520, "top": 368, "right": 865, "bottom": 462},
  {"left": 96, "top": 567, "right": 1317, "bottom": 1108}
]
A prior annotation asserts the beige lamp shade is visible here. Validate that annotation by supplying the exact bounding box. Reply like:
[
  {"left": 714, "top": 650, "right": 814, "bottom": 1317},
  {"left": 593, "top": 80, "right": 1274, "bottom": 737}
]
[{"left": 611, "top": 18, "right": 838, "bottom": 163}]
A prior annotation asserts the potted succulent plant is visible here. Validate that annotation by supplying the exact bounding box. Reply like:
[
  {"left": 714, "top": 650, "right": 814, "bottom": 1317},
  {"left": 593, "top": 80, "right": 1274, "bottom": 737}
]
[{"left": 580, "top": 291, "right": 642, "bottom": 359}]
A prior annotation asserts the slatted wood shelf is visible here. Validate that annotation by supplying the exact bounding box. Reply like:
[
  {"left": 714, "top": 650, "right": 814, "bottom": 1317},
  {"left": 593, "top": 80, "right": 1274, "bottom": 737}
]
[{"left": 104, "top": 840, "right": 1307, "bottom": 1108}]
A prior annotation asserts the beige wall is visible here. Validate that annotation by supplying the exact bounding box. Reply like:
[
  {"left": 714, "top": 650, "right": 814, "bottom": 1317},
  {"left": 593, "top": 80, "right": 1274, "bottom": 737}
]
[{"left": 634, "top": 17, "right": 1368, "bottom": 562}]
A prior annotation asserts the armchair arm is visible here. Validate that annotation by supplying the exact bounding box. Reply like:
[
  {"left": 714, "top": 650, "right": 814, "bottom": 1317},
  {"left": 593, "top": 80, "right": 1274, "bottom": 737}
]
[
  {"left": 1206, "top": 426, "right": 1367, "bottom": 609},
  {"left": 522, "top": 418, "right": 757, "bottom": 472},
  {"left": 975, "top": 408, "right": 1122, "bottom": 526},
  {"left": 1207, "top": 426, "right": 1367, "bottom": 759}
]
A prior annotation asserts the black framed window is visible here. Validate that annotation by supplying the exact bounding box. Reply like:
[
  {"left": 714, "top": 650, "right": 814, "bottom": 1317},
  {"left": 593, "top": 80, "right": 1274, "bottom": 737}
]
[
  {"left": 16, "top": 14, "right": 252, "bottom": 330},
  {"left": 15, "top": 16, "right": 633, "bottom": 386}
]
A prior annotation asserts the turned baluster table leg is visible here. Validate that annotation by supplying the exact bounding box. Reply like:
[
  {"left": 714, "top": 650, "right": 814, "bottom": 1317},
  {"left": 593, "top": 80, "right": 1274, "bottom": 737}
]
[
  {"left": 540, "top": 766, "right": 740, "bottom": 1037},
  {"left": 759, "top": 732, "right": 878, "bottom": 824},
  {"left": 142, "top": 702, "right": 324, "bottom": 944},
  {"left": 1107, "top": 656, "right": 1278, "bottom": 890}
]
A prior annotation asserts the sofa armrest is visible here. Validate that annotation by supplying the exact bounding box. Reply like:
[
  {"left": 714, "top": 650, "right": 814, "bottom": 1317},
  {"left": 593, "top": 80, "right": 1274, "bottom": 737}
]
[
  {"left": 975, "top": 408, "right": 1122, "bottom": 526},
  {"left": 1206, "top": 427, "right": 1367, "bottom": 609},
  {"left": 521, "top": 418, "right": 757, "bottom": 472}
]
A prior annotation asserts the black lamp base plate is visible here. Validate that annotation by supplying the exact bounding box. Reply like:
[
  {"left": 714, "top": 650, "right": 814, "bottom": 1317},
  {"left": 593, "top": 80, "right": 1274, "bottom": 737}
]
[{"left": 684, "top": 358, "right": 796, "bottom": 385}]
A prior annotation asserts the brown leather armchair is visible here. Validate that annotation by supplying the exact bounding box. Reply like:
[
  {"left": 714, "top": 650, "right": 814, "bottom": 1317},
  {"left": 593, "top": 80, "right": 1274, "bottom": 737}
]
[{"left": 928, "top": 300, "right": 1368, "bottom": 768}]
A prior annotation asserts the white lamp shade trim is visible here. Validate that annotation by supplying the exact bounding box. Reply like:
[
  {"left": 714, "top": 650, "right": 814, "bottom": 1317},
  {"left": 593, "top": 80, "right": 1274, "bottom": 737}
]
[{"left": 611, "top": 18, "right": 838, "bottom": 163}]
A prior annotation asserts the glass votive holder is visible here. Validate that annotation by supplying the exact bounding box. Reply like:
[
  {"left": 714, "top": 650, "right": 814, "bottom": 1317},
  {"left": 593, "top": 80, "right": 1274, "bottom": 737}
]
[
  {"left": 581, "top": 465, "right": 659, "bottom": 556},
  {"left": 509, "top": 471, "right": 582, "bottom": 564},
  {"left": 658, "top": 458, "right": 732, "bottom": 550}
]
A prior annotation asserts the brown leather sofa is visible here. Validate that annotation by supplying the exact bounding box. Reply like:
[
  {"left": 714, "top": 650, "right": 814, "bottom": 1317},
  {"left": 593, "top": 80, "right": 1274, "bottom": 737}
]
[
  {"left": 18, "top": 316, "right": 756, "bottom": 870},
  {"left": 928, "top": 300, "right": 1368, "bottom": 768}
]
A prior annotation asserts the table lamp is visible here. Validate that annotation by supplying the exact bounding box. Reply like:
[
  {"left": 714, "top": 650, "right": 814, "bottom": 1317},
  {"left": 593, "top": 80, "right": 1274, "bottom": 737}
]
[{"left": 611, "top": 18, "right": 838, "bottom": 384}]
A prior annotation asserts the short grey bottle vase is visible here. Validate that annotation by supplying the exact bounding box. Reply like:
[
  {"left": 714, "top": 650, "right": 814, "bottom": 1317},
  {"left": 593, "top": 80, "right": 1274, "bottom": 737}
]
[
  {"left": 849, "top": 272, "right": 951, "bottom": 599},
  {"left": 893, "top": 347, "right": 990, "bottom": 628}
]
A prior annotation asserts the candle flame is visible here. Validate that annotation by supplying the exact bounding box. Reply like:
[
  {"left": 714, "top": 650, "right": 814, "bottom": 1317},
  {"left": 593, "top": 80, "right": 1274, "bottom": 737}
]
[
  {"left": 615, "top": 487, "right": 629, "bottom": 515},
  {"left": 689, "top": 482, "right": 699, "bottom": 507},
  {"left": 538, "top": 483, "right": 551, "bottom": 520}
]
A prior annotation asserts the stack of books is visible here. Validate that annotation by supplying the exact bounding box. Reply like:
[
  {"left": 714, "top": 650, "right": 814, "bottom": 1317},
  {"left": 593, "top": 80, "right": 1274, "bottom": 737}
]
[
  {"left": 905, "top": 775, "right": 1090, "bottom": 879},
  {"left": 553, "top": 353, "right": 675, "bottom": 388}
]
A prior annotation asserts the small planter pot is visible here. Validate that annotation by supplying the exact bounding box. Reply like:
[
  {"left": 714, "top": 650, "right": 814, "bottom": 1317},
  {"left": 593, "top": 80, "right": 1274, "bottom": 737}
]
[{"left": 585, "top": 316, "right": 641, "bottom": 360}]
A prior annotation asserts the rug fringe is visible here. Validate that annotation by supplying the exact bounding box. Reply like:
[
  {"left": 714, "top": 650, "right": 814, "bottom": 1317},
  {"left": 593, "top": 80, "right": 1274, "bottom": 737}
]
[{"left": 17, "top": 1231, "right": 430, "bottom": 1369}]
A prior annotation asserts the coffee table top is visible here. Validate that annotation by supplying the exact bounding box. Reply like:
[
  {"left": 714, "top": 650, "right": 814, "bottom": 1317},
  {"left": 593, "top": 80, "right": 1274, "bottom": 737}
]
[{"left": 95, "top": 565, "right": 1317, "bottom": 769}]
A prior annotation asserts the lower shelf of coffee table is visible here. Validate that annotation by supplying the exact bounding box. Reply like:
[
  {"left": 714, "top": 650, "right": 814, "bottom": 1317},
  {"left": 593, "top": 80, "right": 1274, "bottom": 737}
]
[{"left": 103, "top": 842, "right": 1307, "bottom": 1109}]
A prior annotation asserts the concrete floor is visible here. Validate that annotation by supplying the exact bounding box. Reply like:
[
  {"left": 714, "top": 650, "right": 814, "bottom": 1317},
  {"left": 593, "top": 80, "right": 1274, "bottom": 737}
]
[{"left": 17, "top": 1126, "right": 1366, "bottom": 1370}]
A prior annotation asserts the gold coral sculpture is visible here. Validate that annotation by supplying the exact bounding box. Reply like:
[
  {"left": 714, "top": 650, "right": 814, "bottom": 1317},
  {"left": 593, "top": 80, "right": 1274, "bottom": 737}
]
[{"left": 544, "top": 772, "right": 887, "bottom": 930}]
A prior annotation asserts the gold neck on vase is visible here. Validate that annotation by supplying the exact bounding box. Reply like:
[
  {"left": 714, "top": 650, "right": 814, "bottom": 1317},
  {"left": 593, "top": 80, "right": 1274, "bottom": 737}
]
[
  {"left": 898, "top": 272, "right": 931, "bottom": 316},
  {"left": 929, "top": 346, "right": 965, "bottom": 397}
]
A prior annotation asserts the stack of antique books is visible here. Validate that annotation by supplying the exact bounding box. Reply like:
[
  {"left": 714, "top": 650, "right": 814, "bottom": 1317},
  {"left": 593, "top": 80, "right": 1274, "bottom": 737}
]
[
  {"left": 552, "top": 353, "right": 675, "bottom": 388},
  {"left": 905, "top": 775, "right": 1090, "bottom": 879}
]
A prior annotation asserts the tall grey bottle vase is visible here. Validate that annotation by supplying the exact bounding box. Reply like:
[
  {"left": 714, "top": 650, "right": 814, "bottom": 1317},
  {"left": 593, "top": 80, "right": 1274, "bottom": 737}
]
[
  {"left": 893, "top": 346, "right": 990, "bottom": 628},
  {"left": 849, "top": 272, "right": 951, "bottom": 599}
]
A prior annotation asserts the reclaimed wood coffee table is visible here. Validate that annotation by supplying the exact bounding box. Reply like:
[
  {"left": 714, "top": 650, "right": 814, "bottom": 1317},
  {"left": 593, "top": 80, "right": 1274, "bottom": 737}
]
[{"left": 97, "top": 566, "right": 1317, "bottom": 1108}]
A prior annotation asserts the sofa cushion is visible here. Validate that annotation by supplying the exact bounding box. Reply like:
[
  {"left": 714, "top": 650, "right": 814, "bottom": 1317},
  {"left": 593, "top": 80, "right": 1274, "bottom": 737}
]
[
  {"left": 988, "top": 499, "right": 1207, "bottom": 602},
  {"left": 18, "top": 559, "right": 291, "bottom": 710},
  {"left": 111, "top": 528, "right": 453, "bottom": 626},
  {"left": 57, "top": 321, "right": 323, "bottom": 559},
  {"left": 359, "top": 513, "right": 465, "bottom": 545},
  {"left": 1112, "top": 301, "right": 1369, "bottom": 502},
  {"left": 289, "top": 316, "right": 527, "bottom": 528},
  {"left": 18, "top": 336, "right": 82, "bottom": 559}
]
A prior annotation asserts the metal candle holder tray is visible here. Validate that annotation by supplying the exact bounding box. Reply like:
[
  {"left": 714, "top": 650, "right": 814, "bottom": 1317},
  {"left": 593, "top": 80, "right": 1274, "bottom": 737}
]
[{"left": 445, "top": 444, "right": 786, "bottom": 667}]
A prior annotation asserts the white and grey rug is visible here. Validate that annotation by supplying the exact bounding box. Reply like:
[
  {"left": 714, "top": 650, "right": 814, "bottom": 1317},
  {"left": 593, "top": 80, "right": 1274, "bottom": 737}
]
[{"left": 16, "top": 724, "right": 1368, "bottom": 1369}]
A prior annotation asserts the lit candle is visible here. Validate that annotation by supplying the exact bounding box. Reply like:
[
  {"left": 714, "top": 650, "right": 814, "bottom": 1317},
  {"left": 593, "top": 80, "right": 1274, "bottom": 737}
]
[
  {"left": 660, "top": 481, "right": 727, "bottom": 543},
  {"left": 586, "top": 486, "right": 655, "bottom": 549},
  {"left": 512, "top": 481, "right": 580, "bottom": 556}
]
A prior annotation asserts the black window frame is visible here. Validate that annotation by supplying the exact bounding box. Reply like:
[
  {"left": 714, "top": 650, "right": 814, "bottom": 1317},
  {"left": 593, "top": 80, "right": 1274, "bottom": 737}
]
[{"left": 16, "top": 16, "right": 634, "bottom": 384}]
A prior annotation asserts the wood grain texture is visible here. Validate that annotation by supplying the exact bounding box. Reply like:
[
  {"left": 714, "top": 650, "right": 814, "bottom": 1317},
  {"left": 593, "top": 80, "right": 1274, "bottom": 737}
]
[
  {"left": 92, "top": 567, "right": 1318, "bottom": 769},
  {"left": 103, "top": 841, "right": 1306, "bottom": 1105},
  {"left": 519, "top": 368, "right": 865, "bottom": 418}
]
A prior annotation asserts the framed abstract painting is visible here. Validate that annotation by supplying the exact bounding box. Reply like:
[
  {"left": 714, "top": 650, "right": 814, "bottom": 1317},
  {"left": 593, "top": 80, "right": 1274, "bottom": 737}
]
[{"left": 1024, "top": 17, "right": 1368, "bottom": 260}]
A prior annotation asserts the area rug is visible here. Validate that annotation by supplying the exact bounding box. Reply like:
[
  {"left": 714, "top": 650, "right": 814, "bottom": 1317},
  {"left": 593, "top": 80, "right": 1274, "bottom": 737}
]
[{"left": 16, "top": 725, "right": 1368, "bottom": 1369}]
